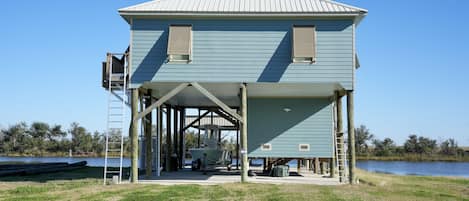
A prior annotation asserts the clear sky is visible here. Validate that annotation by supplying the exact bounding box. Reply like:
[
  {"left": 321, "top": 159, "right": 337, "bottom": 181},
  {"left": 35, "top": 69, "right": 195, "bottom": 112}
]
[{"left": 0, "top": 0, "right": 468, "bottom": 146}]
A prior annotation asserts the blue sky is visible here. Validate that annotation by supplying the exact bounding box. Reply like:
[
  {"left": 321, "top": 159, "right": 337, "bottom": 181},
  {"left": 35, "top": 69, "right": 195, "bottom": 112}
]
[{"left": 0, "top": 0, "right": 468, "bottom": 146}]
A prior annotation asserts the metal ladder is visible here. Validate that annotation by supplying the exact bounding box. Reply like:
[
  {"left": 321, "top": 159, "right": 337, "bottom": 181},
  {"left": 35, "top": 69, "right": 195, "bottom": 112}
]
[
  {"left": 335, "top": 133, "right": 348, "bottom": 183},
  {"left": 103, "top": 53, "right": 128, "bottom": 185},
  {"left": 333, "top": 100, "right": 348, "bottom": 184}
]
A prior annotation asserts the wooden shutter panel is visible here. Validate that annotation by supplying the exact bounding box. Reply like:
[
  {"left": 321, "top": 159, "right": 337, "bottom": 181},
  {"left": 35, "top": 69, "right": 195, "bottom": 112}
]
[
  {"left": 292, "top": 26, "right": 316, "bottom": 58},
  {"left": 167, "top": 25, "right": 192, "bottom": 55}
]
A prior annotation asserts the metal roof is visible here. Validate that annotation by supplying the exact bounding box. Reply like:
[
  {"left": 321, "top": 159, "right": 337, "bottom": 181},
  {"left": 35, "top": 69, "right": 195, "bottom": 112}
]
[{"left": 119, "top": 0, "right": 367, "bottom": 16}]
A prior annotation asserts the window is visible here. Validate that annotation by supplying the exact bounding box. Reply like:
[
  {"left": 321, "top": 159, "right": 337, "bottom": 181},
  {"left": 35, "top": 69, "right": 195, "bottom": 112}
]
[
  {"left": 298, "top": 144, "right": 310, "bottom": 151},
  {"left": 167, "top": 25, "right": 192, "bottom": 63},
  {"left": 292, "top": 25, "right": 316, "bottom": 63},
  {"left": 261, "top": 143, "right": 272, "bottom": 151}
]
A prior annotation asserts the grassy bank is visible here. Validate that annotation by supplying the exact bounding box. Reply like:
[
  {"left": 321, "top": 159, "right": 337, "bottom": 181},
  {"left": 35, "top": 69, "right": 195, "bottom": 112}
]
[{"left": 0, "top": 167, "right": 468, "bottom": 201}]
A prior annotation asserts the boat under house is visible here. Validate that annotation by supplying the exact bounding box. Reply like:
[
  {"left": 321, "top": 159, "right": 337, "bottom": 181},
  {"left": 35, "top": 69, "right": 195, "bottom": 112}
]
[{"left": 101, "top": 0, "right": 367, "bottom": 185}]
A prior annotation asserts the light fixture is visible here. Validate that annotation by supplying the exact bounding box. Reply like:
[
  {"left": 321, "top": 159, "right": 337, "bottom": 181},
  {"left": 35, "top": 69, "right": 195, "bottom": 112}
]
[{"left": 283, "top": 107, "right": 292, "bottom": 112}]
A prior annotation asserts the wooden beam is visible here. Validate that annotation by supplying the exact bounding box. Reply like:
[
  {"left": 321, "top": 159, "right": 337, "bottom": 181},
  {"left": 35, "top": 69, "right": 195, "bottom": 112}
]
[
  {"left": 190, "top": 82, "right": 243, "bottom": 122},
  {"left": 213, "top": 109, "right": 238, "bottom": 126},
  {"left": 134, "top": 83, "right": 190, "bottom": 122},
  {"left": 347, "top": 90, "right": 356, "bottom": 184},
  {"left": 130, "top": 89, "right": 139, "bottom": 183},
  {"left": 240, "top": 84, "right": 248, "bottom": 182},
  {"left": 138, "top": 88, "right": 149, "bottom": 95},
  {"left": 182, "top": 111, "right": 210, "bottom": 131}
]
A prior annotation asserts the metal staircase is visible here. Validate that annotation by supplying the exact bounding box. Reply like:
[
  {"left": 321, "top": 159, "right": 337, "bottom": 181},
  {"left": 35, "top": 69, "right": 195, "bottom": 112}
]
[{"left": 103, "top": 53, "right": 129, "bottom": 185}]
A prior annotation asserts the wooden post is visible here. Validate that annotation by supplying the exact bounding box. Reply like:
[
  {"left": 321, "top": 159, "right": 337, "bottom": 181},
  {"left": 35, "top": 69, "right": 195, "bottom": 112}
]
[
  {"left": 179, "top": 108, "right": 185, "bottom": 169},
  {"left": 305, "top": 159, "right": 310, "bottom": 171},
  {"left": 330, "top": 94, "right": 337, "bottom": 178},
  {"left": 263, "top": 158, "right": 267, "bottom": 171},
  {"left": 297, "top": 159, "right": 301, "bottom": 173},
  {"left": 211, "top": 111, "right": 214, "bottom": 124},
  {"left": 314, "top": 158, "right": 320, "bottom": 174},
  {"left": 144, "top": 91, "right": 153, "bottom": 178},
  {"left": 347, "top": 91, "right": 356, "bottom": 184},
  {"left": 173, "top": 107, "right": 178, "bottom": 170},
  {"left": 329, "top": 158, "right": 334, "bottom": 177},
  {"left": 320, "top": 161, "right": 325, "bottom": 175},
  {"left": 130, "top": 89, "right": 139, "bottom": 183},
  {"left": 197, "top": 109, "right": 201, "bottom": 148},
  {"left": 336, "top": 93, "right": 345, "bottom": 182},
  {"left": 240, "top": 84, "right": 248, "bottom": 182},
  {"left": 236, "top": 122, "right": 240, "bottom": 170},
  {"left": 165, "top": 105, "right": 172, "bottom": 171},
  {"left": 158, "top": 107, "right": 163, "bottom": 175}
]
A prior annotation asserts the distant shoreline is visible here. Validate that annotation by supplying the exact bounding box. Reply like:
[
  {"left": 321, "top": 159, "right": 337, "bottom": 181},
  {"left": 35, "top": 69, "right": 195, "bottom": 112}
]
[
  {"left": 357, "top": 155, "right": 469, "bottom": 162},
  {"left": 2, "top": 153, "right": 469, "bottom": 162},
  {"left": 0, "top": 153, "right": 103, "bottom": 158}
]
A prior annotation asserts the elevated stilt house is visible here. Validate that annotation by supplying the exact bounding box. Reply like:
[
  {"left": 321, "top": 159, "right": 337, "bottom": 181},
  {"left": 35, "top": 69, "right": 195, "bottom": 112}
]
[{"left": 102, "top": 0, "right": 367, "bottom": 184}]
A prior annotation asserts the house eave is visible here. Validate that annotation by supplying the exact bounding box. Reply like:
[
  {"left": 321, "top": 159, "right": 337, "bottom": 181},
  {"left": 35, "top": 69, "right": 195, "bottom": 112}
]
[{"left": 119, "top": 11, "right": 366, "bottom": 23}]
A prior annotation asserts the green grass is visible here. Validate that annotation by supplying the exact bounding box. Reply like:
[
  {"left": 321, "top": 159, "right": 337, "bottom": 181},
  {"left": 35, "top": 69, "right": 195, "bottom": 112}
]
[{"left": 0, "top": 167, "right": 467, "bottom": 201}]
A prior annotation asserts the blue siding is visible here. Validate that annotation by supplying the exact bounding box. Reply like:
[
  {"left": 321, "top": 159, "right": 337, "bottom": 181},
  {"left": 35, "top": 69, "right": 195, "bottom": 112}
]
[
  {"left": 131, "top": 19, "right": 354, "bottom": 89},
  {"left": 247, "top": 98, "right": 333, "bottom": 158}
]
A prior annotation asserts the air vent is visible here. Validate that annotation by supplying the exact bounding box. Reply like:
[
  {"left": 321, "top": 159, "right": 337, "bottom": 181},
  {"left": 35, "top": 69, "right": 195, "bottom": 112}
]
[
  {"left": 299, "top": 144, "right": 310, "bottom": 151},
  {"left": 261, "top": 143, "right": 272, "bottom": 151}
]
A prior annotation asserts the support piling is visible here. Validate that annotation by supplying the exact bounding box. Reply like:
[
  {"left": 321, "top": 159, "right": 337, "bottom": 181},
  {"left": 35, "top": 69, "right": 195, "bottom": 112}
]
[
  {"left": 130, "top": 89, "right": 139, "bottom": 183},
  {"left": 144, "top": 90, "right": 152, "bottom": 178},
  {"left": 240, "top": 84, "right": 248, "bottom": 182},
  {"left": 347, "top": 91, "right": 356, "bottom": 184}
]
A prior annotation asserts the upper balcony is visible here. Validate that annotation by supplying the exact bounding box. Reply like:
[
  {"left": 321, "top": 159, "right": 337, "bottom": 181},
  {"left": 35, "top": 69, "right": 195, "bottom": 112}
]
[{"left": 101, "top": 48, "right": 129, "bottom": 90}]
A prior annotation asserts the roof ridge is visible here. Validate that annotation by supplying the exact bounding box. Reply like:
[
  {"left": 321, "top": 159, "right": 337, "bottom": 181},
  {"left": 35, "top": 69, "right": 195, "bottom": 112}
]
[{"left": 318, "top": 0, "right": 367, "bottom": 13}]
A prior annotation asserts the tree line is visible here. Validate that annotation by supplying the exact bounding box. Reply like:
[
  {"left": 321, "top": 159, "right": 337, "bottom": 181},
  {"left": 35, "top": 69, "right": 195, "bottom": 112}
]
[
  {"left": 0, "top": 122, "right": 234, "bottom": 157},
  {"left": 1, "top": 122, "right": 466, "bottom": 160},
  {"left": 0, "top": 122, "right": 113, "bottom": 156},
  {"left": 354, "top": 125, "right": 467, "bottom": 160}
]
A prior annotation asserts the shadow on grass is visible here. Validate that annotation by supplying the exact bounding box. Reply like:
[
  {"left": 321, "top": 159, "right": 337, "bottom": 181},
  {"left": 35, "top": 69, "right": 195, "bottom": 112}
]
[{"left": 0, "top": 167, "right": 130, "bottom": 183}]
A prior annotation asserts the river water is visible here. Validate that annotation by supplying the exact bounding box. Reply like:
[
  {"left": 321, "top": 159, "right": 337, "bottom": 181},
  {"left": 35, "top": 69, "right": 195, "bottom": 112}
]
[
  {"left": 1, "top": 156, "right": 468, "bottom": 178},
  {"left": 356, "top": 160, "right": 469, "bottom": 178}
]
